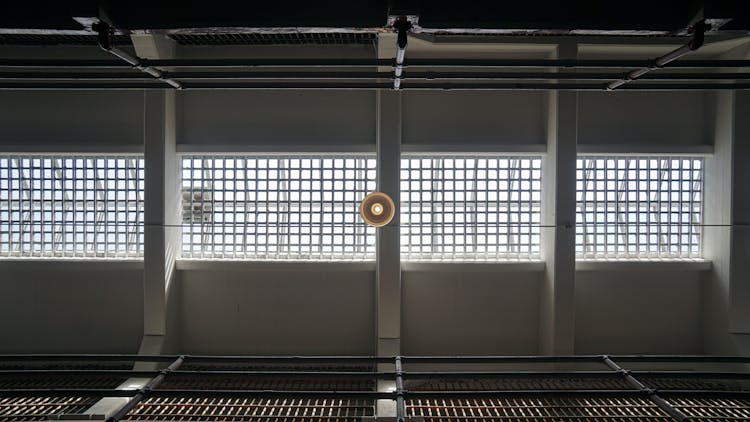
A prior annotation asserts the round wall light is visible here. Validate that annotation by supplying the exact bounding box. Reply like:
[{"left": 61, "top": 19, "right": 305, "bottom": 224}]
[{"left": 359, "top": 192, "right": 395, "bottom": 227}]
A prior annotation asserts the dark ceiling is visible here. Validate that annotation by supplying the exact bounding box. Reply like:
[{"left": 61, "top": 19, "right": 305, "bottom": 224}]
[{"left": 0, "top": 1, "right": 748, "bottom": 33}]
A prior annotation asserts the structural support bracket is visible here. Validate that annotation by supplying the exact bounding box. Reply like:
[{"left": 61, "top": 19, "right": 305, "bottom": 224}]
[
  {"left": 607, "top": 21, "right": 708, "bottom": 90},
  {"left": 392, "top": 17, "right": 413, "bottom": 90},
  {"left": 94, "top": 21, "right": 182, "bottom": 89}
]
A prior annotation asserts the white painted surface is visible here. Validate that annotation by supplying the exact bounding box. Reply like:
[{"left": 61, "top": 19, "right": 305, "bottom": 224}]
[
  {"left": 0, "top": 91, "right": 145, "bottom": 148},
  {"left": 179, "top": 269, "right": 375, "bottom": 355},
  {"left": 575, "top": 270, "right": 702, "bottom": 354},
  {"left": 178, "top": 91, "right": 377, "bottom": 146},
  {"left": 578, "top": 91, "right": 710, "bottom": 147},
  {"left": 402, "top": 91, "right": 546, "bottom": 146},
  {"left": 0, "top": 265, "right": 143, "bottom": 353},
  {"left": 402, "top": 271, "right": 541, "bottom": 355}
]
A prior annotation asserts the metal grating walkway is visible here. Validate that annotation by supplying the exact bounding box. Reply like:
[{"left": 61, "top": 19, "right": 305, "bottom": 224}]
[{"left": 0, "top": 355, "right": 749, "bottom": 421}]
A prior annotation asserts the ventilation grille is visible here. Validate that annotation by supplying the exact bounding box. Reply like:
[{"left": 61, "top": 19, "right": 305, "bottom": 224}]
[
  {"left": 170, "top": 32, "right": 377, "bottom": 46},
  {"left": 0, "top": 34, "right": 131, "bottom": 46}
]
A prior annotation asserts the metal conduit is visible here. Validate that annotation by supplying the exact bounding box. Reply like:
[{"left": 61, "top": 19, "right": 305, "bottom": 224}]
[
  {"left": 0, "top": 71, "right": 748, "bottom": 81},
  {"left": 93, "top": 22, "right": 182, "bottom": 89},
  {"left": 607, "top": 21, "right": 710, "bottom": 91},
  {"left": 1, "top": 58, "right": 749, "bottom": 69},
  {"left": 0, "top": 82, "right": 748, "bottom": 90}
]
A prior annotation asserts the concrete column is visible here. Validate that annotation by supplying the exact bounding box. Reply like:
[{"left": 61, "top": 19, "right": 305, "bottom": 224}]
[
  {"left": 539, "top": 42, "right": 577, "bottom": 355},
  {"left": 137, "top": 34, "right": 181, "bottom": 354},
  {"left": 143, "top": 90, "right": 180, "bottom": 340},
  {"left": 702, "top": 41, "right": 750, "bottom": 354},
  {"left": 376, "top": 89, "right": 402, "bottom": 356},
  {"left": 376, "top": 89, "right": 402, "bottom": 420}
]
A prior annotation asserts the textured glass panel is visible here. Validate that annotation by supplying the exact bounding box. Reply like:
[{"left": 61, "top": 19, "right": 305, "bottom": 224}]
[
  {"left": 576, "top": 156, "right": 703, "bottom": 259},
  {"left": 181, "top": 155, "right": 376, "bottom": 260},
  {"left": 400, "top": 156, "right": 542, "bottom": 261},
  {"left": 0, "top": 155, "right": 144, "bottom": 258}
]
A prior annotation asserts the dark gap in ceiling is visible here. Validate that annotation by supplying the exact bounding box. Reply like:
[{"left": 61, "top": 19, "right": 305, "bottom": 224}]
[
  {"left": 0, "top": 33, "right": 131, "bottom": 46},
  {"left": 170, "top": 32, "right": 377, "bottom": 46}
]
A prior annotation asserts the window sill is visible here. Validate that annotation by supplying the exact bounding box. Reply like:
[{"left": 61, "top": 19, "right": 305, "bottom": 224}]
[
  {"left": 402, "top": 261, "right": 545, "bottom": 272},
  {"left": 575, "top": 259, "right": 711, "bottom": 272},
  {"left": 176, "top": 259, "right": 376, "bottom": 271},
  {"left": 0, "top": 259, "right": 143, "bottom": 271}
]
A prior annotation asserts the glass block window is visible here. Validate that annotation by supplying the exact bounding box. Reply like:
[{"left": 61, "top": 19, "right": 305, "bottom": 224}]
[
  {"left": 400, "top": 156, "right": 542, "bottom": 261},
  {"left": 0, "top": 155, "right": 144, "bottom": 258},
  {"left": 181, "top": 155, "right": 376, "bottom": 260},
  {"left": 576, "top": 156, "right": 704, "bottom": 259}
]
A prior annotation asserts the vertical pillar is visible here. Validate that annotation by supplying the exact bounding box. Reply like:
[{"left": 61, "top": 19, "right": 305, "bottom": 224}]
[
  {"left": 703, "top": 41, "right": 750, "bottom": 354},
  {"left": 376, "top": 89, "right": 402, "bottom": 356},
  {"left": 142, "top": 89, "right": 179, "bottom": 347},
  {"left": 137, "top": 33, "right": 181, "bottom": 354},
  {"left": 539, "top": 42, "right": 577, "bottom": 355},
  {"left": 376, "top": 90, "right": 402, "bottom": 421}
]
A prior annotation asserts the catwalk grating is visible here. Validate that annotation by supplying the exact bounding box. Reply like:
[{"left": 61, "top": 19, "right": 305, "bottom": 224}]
[
  {"left": 2, "top": 355, "right": 750, "bottom": 421},
  {"left": 0, "top": 396, "right": 101, "bottom": 421},
  {"left": 169, "top": 33, "right": 377, "bottom": 46},
  {"left": 665, "top": 396, "right": 750, "bottom": 420},
  {"left": 126, "top": 397, "right": 374, "bottom": 421},
  {"left": 407, "top": 397, "right": 673, "bottom": 420}
]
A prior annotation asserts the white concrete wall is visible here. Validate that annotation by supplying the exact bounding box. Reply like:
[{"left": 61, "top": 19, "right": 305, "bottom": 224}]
[
  {"left": 578, "top": 91, "right": 711, "bottom": 148},
  {"left": 402, "top": 270, "right": 541, "bottom": 355},
  {"left": 402, "top": 91, "right": 546, "bottom": 146},
  {"left": 179, "top": 268, "right": 375, "bottom": 355},
  {"left": 0, "top": 91, "right": 144, "bottom": 149},
  {"left": 0, "top": 263, "right": 143, "bottom": 353},
  {"left": 575, "top": 269, "right": 703, "bottom": 354},
  {"left": 178, "top": 91, "right": 377, "bottom": 147}
]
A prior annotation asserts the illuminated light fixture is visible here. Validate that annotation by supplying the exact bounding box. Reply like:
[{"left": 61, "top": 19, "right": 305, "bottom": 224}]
[{"left": 360, "top": 192, "right": 395, "bottom": 227}]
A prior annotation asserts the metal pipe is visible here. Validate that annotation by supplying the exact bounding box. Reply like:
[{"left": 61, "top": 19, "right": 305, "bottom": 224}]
[
  {"left": 1, "top": 71, "right": 748, "bottom": 81},
  {"left": 0, "top": 82, "right": 749, "bottom": 90},
  {"left": 3, "top": 58, "right": 750, "bottom": 69},
  {"left": 610, "top": 355, "right": 750, "bottom": 363},
  {"left": 170, "top": 370, "right": 393, "bottom": 378},
  {"left": 395, "top": 356, "right": 406, "bottom": 422},
  {"left": 392, "top": 17, "right": 412, "bottom": 90},
  {"left": 147, "top": 390, "right": 394, "bottom": 399},
  {"left": 607, "top": 21, "right": 709, "bottom": 91},
  {"left": 603, "top": 356, "right": 688, "bottom": 421},
  {"left": 0, "top": 369, "right": 161, "bottom": 376},
  {"left": 401, "top": 355, "right": 609, "bottom": 363},
  {"left": 403, "top": 390, "right": 650, "bottom": 398},
  {"left": 106, "top": 355, "right": 185, "bottom": 422},
  {"left": 183, "top": 355, "right": 391, "bottom": 363},
  {"left": 402, "top": 370, "right": 623, "bottom": 379},
  {"left": 93, "top": 22, "right": 182, "bottom": 90},
  {"left": 0, "top": 389, "right": 138, "bottom": 397},
  {"left": 0, "top": 354, "right": 180, "bottom": 361}
]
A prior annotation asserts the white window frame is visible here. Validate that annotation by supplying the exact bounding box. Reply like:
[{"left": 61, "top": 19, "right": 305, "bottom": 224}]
[
  {"left": 179, "top": 154, "right": 377, "bottom": 261},
  {"left": 575, "top": 155, "right": 705, "bottom": 260},
  {"left": 400, "top": 154, "right": 543, "bottom": 262},
  {"left": 0, "top": 154, "right": 144, "bottom": 259}
]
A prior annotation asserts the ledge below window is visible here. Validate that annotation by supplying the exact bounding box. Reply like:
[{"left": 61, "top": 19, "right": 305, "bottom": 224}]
[{"left": 575, "top": 259, "right": 711, "bottom": 272}]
